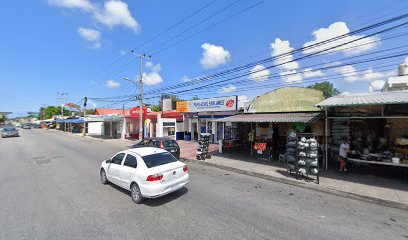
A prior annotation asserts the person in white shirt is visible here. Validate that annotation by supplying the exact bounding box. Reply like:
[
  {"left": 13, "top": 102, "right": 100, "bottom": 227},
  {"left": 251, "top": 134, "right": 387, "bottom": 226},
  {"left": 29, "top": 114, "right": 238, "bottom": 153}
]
[{"left": 339, "top": 138, "right": 350, "bottom": 172}]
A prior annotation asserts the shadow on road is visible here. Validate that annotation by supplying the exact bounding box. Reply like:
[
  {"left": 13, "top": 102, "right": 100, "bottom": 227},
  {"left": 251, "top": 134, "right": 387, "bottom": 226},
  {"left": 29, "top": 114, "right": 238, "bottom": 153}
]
[
  {"left": 107, "top": 183, "right": 189, "bottom": 207},
  {"left": 144, "top": 187, "right": 189, "bottom": 207}
]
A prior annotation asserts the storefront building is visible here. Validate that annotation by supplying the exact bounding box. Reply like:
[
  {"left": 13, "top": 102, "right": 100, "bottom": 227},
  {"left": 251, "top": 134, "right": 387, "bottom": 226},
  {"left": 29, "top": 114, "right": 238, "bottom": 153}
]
[
  {"left": 84, "top": 115, "right": 124, "bottom": 138},
  {"left": 177, "top": 95, "right": 248, "bottom": 142},
  {"left": 214, "top": 87, "right": 325, "bottom": 162},
  {"left": 317, "top": 91, "right": 408, "bottom": 176}
]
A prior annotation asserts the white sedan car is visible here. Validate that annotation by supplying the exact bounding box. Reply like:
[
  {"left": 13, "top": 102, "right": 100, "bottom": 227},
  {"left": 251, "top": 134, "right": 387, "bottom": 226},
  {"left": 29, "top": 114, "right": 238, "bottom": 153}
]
[{"left": 100, "top": 147, "right": 189, "bottom": 204}]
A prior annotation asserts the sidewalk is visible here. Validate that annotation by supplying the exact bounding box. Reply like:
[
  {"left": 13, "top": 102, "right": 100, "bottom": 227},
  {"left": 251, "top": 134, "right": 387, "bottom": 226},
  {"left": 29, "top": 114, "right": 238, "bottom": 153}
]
[{"left": 178, "top": 141, "right": 408, "bottom": 210}]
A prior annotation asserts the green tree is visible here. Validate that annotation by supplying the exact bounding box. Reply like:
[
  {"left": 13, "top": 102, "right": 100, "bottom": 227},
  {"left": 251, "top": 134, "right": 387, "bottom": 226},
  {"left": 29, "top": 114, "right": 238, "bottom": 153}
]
[
  {"left": 191, "top": 96, "right": 200, "bottom": 100},
  {"left": 42, "top": 106, "right": 71, "bottom": 119},
  {"left": 151, "top": 105, "right": 162, "bottom": 112},
  {"left": 307, "top": 81, "right": 340, "bottom": 98}
]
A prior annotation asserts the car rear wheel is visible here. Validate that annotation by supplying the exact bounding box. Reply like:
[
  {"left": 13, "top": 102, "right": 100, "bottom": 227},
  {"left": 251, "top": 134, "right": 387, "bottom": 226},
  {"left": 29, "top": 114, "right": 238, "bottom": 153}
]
[
  {"left": 100, "top": 169, "right": 108, "bottom": 185},
  {"left": 131, "top": 183, "right": 144, "bottom": 204}
]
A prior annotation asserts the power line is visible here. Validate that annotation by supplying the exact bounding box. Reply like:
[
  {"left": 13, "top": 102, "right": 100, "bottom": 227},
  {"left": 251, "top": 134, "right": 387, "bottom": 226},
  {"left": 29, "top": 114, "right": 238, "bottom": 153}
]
[
  {"left": 151, "top": 0, "right": 265, "bottom": 55},
  {"left": 142, "top": 14, "right": 408, "bottom": 95},
  {"left": 133, "top": 0, "right": 219, "bottom": 53},
  {"left": 145, "top": 0, "right": 245, "bottom": 54}
]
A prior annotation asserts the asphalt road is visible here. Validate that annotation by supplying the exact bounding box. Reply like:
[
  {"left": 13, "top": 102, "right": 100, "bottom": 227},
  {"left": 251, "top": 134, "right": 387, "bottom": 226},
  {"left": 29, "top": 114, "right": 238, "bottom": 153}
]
[{"left": 0, "top": 129, "right": 407, "bottom": 240}]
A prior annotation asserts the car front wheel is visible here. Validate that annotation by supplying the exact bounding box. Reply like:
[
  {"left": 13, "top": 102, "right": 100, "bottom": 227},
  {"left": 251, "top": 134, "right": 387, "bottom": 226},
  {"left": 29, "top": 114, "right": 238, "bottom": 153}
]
[
  {"left": 131, "top": 183, "right": 144, "bottom": 204},
  {"left": 100, "top": 169, "right": 108, "bottom": 184}
]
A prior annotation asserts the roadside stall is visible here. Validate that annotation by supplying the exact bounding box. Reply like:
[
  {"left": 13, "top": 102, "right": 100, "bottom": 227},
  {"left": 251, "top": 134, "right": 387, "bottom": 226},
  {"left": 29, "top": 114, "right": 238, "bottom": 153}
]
[
  {"left": 317, "top": 91, "right": 408, "bottom": 179},
  {"left": 215, "top": 87, "right": 325, "bottom": 162}
]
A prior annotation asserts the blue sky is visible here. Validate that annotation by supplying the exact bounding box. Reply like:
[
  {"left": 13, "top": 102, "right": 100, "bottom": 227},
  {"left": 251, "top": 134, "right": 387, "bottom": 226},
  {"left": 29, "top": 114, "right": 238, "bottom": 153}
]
[{"left": 1, "top": 0, "right": 408, "bottom": 117}]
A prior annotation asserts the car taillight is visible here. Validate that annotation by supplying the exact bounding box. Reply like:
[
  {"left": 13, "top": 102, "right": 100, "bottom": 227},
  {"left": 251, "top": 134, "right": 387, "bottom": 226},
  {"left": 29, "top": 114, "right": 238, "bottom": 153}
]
[
  {"left": 183, "top": 166, "right": 188, "bottom": 172},
  {"left": 146, "top": 174, "right": 163, "bottom": 182},
  {"left": 160, "top": 141, "right": 164, "bottom": 149}
]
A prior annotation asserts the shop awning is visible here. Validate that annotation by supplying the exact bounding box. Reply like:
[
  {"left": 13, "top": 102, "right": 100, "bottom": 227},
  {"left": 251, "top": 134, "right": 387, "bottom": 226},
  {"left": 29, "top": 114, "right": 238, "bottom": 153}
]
[
  {"left": 214, "top": 112, "right": 322, "bottom": 123},
  {"left": 55, "top": 118, "right": 84, "bottom": 124},
  {"left": 316, "top": 91, "right": 408, "bottom": 107}
]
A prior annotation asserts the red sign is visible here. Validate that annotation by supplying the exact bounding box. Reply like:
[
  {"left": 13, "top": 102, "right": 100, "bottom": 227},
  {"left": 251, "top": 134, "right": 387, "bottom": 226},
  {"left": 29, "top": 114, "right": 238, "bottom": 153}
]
[
  {"left": 226, "top": 99, "right": 235, "bottom": 108},
  {"left": 129, "top": 107, "right": 148, "bottom": 117}
]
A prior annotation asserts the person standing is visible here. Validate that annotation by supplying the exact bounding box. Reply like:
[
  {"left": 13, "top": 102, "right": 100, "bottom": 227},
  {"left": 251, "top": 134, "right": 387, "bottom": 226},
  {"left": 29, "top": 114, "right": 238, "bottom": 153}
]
[{"left": 339, "top": 138, "right": 350, "bottom": 172}]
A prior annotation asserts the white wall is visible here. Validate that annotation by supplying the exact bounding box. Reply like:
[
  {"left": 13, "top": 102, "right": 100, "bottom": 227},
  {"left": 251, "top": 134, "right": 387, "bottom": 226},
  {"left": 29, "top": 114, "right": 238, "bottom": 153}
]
[
  {"left": 88, "top": 122, "right": 103, "bottom": 135},
  {"left": 176, "top": 122, "right": 184, "bottom": 132}
]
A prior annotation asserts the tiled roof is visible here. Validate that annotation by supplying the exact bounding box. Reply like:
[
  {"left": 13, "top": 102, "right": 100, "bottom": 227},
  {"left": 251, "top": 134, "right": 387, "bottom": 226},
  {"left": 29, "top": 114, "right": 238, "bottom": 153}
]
[
  {"left": 316, "top": 91, "right": 408, "bottom": 107},
  {"left": 95, "top": 108, "right": 130, "bottom": 116}
]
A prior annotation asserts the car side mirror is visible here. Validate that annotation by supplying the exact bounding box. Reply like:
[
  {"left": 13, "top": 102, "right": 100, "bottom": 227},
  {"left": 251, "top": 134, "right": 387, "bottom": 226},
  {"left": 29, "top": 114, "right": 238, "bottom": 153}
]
[{"left": 106, "top": 159, "right": 111, "bottom": 164}]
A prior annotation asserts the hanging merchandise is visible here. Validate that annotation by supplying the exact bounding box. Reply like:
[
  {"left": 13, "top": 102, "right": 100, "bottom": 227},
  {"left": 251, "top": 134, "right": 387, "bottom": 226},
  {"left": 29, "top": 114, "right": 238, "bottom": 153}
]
[
  {"left": 286, "top": 130, "right": 298, "bottom": 173},
  {"left": 196, "top": 133, "right": 212, "bottom": 160},
  {"left": 331, "top": 119, "right": 350, "bottom": 145},
  {"left": 296, "top": 133, "right": 320, "bottom": 184}
]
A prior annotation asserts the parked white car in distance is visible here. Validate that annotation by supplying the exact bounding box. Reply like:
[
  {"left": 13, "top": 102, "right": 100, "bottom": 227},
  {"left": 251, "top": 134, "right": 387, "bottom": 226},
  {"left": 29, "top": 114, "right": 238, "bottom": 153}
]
[{"left": 100, "top": 147, "right": 189, "bottom": 204}]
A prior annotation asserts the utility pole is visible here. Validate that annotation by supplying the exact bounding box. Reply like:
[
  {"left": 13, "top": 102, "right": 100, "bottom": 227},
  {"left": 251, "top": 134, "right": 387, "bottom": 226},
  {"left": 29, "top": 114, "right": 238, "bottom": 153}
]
[
  {"left": 83, "top": 96, "right": 87, "bottom": 136},
  {"left": 57, "top": 92, "right": 68, "bottom": 118},
  {"left": 127, "top": 50, "right": 151, "bottom": 141}
]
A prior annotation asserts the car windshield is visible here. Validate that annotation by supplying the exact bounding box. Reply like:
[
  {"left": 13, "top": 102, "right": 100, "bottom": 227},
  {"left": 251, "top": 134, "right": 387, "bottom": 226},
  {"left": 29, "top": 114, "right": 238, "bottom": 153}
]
[
  {"left": 142, "top": 152, "right": 178, "bottom": 168},
  {"left": 163, "top": 140, "right": 178, "bottom": 148},
  {"left": 4, "top": 127, "right": 16, "bottom": 131}
]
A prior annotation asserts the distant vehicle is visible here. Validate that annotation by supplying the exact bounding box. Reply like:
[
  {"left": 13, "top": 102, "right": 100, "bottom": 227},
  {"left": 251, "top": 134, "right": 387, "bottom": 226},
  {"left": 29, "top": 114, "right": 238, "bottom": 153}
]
[
  {"left": 33, "top": 124, "right": 42, "bottom": 129},
  {"left": 132, "top": 137, "right": 180, "bottom": 159},
  {"left": 1, "top": 126, "right": 19, "bottom": 138},
  {"left": 21, "top": 124, "right": 31, "bottom": 129},
  {"left": 100, "top": 147, "right": 189, "bottom": 204}
]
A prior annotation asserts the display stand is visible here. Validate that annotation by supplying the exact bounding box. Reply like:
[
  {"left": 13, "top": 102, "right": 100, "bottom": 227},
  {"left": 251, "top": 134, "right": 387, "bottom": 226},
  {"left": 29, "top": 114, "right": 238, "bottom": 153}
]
[
  {"left": 297, "top": 133, "right": 319, "bottom": 184},
  {"left": 285, "top": 130, "right": 298, "bottom": 177},
  {"left": 196, "top": 133, "right": 212, "bottom": 160}
]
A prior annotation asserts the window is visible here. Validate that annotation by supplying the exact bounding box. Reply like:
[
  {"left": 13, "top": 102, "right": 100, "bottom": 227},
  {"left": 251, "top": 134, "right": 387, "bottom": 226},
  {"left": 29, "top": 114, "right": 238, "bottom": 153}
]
[
  {"left": 111, "top": 153, "right": 125, "bottom": 165},
  {"left": 163, "top": 122, "right": 175, "bottom": 126},
  {"left": 142, "top": 152, "right": 178, "bottom": 168},
  {"left": 124, "top": 154, "right": 137, "bottom": 168},
  {"left": 163, "top": 140, "right": 178, "bottom": 148}
]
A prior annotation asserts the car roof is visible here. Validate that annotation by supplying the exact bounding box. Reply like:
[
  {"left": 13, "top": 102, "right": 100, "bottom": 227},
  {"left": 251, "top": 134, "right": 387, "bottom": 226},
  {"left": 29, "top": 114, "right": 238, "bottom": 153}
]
[
  {"left": 148, "top": 137, "right": 175, "bottom": 141},
  {"left": 124, "top": 147, "right": 168, "bottom": 157}
]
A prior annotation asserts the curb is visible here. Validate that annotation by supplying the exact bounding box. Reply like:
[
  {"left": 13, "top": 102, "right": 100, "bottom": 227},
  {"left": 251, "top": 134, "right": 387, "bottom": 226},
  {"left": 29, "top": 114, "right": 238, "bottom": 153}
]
[{"left": 182, "top": 158, "right": 408, "bottom": 211}]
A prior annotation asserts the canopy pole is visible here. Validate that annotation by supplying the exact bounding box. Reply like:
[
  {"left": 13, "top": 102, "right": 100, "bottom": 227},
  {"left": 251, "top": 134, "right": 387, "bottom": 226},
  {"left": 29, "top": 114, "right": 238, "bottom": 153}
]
[{"left": 325, "top": 107, "right": 328, "bottom": 171}]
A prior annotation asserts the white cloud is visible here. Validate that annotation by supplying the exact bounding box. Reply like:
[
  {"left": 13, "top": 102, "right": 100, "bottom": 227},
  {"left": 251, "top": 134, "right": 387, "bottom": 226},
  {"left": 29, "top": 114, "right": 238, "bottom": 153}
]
[
  {"left": 303, "top": 68, "right": 325, "bottom": 78},
  {"left": 280, "top": 70, "right": 303, "bottom": 83},
  {"left": 77, "top": 27, "right": 101, "bottom": 48},
  {"left": 248, "top": 65, "right": 270, "bottom": 81},
  {"left": 47, "top": 0, "right": 95, "bottom": 12},
  {"left": 181, "top": 75, "right": 192, "bottom": 82},
  {"left": 143, "top": 62, "right": 163, "bottom": 85},
  {"left": 270, "top": 38, "right": 299, "bottom": 71},
  {"left": 143, "top": 72, "right": 163, "bottom": 85},
  {"left": 361, "top": 69, "right": 394, "bottom": 81},
  {"left": 369, "top": 80, "right": 385, "bottom": 92},
  {"left": 49, "top": 0, "right": 140, "bottom": 32},
  {"left": 200, "top": 43, "right": 231, "bottom": 69},
  {"left": 105, "top": 80, "right": 121, "bottom": 88},
  {"left": 94, "top": 0, "right": 140, "bottom": 32},
  {"left": 119, "top": 50, "right": 127, "bottom": 55},
  {"left": 218, "top": 84, "right": 236, "bottom": 93},
  {"left": 324, "top": 61, "right": 342, "bottom": 68},
  {"left": 333, "top": 65, "right": 359, "bottom": 82},
  {"left": 303, "top": 22, "right": 380, "bottom": 56},
  {"left": 146, "top": 62, "right": 161, "bottom": 72},
  {"left": 334, "top": 65, "right": 395, "bottom": 82},
  {"left": 405, "top": 57, "right": 408, "bottom": 63}
]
